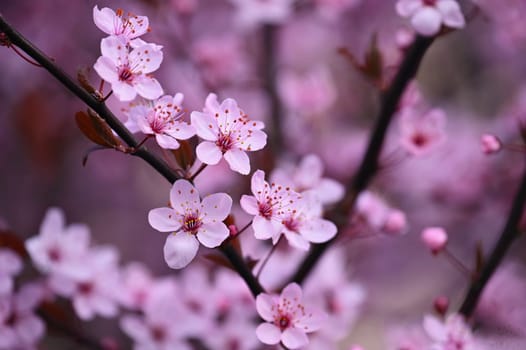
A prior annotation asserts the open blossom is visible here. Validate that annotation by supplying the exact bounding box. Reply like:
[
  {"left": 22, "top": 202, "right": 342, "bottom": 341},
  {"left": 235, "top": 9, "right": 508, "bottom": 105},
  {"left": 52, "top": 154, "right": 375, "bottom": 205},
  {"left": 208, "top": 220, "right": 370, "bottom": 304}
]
[
  {"left": 94, "top": 36, "right": 163, "bottom": 101},
  {"left": 423, "top": 313, "right": 476, "bottom": 350},
  {"left": 271, "top": 154, "right": 344, "bottom": 205},
  {"left": 396, "top": 0, "right": 466, "bottom": 36},
  {"left": 256, "top": 283, "right": 326, "bottom": 349},
  {"left": 191, "top": 94, "right": 267, "bottom": 175},
  {"left": 93, "top": 6, "right": 149, "bottom": 43},
  {"left": 25, "top": 207, "right": 91, "bottom": 280},
  {"left": 148, "top": 180, "right": 232, "bottom": 269},
  {"left": 240, "top": 170, "right": 302, "bottom": 243},
  {"left": 399, "top": 108, "right": 447, "bottom": 156},
  {"left": 125, "top": 94, "right": 195, "bottom": 149}
]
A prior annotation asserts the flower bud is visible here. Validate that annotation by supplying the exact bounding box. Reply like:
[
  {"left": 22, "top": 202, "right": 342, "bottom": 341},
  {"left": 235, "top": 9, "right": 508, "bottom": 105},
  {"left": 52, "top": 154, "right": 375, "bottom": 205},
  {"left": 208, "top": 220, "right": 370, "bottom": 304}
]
[
  {"left": 421, "top": 227, "right": 448, "bottom": 254},
  {"left": 481, "top": 134, "right": 501, "bottom": 154}
]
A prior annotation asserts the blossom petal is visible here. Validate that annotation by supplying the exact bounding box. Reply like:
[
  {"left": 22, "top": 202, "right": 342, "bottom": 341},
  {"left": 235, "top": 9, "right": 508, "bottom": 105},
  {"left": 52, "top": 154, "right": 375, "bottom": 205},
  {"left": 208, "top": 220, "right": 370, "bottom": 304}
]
[
  {"left": 155, "top": 134, "right": 181, "bottom": 149},
  {"left": 253, "top": 216, "right": 281, "bottom": 240},
  {"left": 191, "top": 111, "right": 219, "bottom": 141},
  {"left": 196, "top": 222, "right": 229, "bottom": 248},
  {"left": 411, "top": 7, "right": 442, "bottom": 36},
  {"left": 15, "top": 314, "right": 45, "bottom": 345},
  {"left": 201, "top": 193, "right": 232, "bottom": 222},
  {"left": 240, "top": 195, "right": 259, "bottom": 215},
  {"left": 120, "top": 315, "right": 149, "bottom": 341},
  {"left": 242, "top": 128, "right": 267, "bottom": 151},
  {"left": 437, "top": 0, "right": 465, "bottom": 29},
  {"left": 256, "top": 323, "right": 281, "bottom": 345},
  {"left": 112, "top": 81, "right": 138, "bottom": 101},
  {"left": 395, "top": 0, "right": 422, "bottom": 17},
  {"left": 148, "top": 208, "right": 182, "bottom": 232},
  {"left": 423, "top": 314, "right": 447, "bottom": 342},
  {"left": 100, "top": 36, "right": 128, "bottom": 65},
  {"left": 284, "top": 230, "right": 310, "bottom": 251},
  {"left": 39, "top": 207, "right": 65, "bottom": 239},
  {"left": 166, "top": 122, "right": 196, "bottom": 140},
  {"left": 301, "top": 218, "right": 337, "bottom": 243},
  {"left": 93, "top": 56, "right": 119, "bottom": 83},
  {"left": 196, "top": 141, "right": 223, "bottom": 165},
  {"left": 256, "top": 293, "right": 277, "bottom": 321},
  {"left": 282, "top": 283, "right": 303, "bottom": 301},
  {"left": 133, "top": 76, "right": 163, "bottom": 100},
  {"left": 163, "top": 233, "right": 199, "bottom": 269},
  {"left": 224, "top": 148, "right": 250, "bottom": 175},
  {"left": 251, "top": 170, "right": 267, "bottom": 195},
  {"left": 295, "top": 306, "right": 326, "bottom": 331},
  {"left": 170, "top": 180, "right": 200, "bottom": 213},
  {"left": 282, "top": 327, "right": 309, "bottom": 349},
  {"left": 74, "top": 297, "right": 95, "bottom": 320},
  {"left": 93, "top": 6, "right": 116, "bottom": 35},
  {"left": 315, "top": 179, "right": 344, "bottom": 204},
  {"left": 129, "top": 44, "right": 163, "bottom": 74}
]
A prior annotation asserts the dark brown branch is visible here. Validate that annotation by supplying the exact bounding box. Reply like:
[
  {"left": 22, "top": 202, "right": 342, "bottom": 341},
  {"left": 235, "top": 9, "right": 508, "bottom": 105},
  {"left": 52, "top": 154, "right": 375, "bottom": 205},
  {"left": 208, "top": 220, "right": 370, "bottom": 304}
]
[
  {"left": 0, "top": 13, "right": 263, "bottom": 297},
  {"left": 459, "top": 162, "right": 526, "bottom": 317},
  {"left": 289, "top": 35, "right": 435, "bottom": 285}
]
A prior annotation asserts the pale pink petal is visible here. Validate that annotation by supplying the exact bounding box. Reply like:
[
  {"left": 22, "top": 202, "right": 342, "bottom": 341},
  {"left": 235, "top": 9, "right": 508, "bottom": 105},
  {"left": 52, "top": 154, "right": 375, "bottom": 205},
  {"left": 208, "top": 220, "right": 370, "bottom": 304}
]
[
  {"left": 169, "top": 180, "right": 200, "bottom": 213},
  {"left": 256, "top": 323, "right": 281, "bottom": 345},
  {"left": 243, "top": 129, "right": 267, "bottom": 151},
  {"left": 315, "top": 179, "right": 344, "bottom": 204},
  {"left": 0, "top": 249, "right": 22, "bottom": 275},
  {"left": 92, "top": 295, "right": 118, "bottom": 317},
  {"left": 120, "top": 316, "right": 150, "bottom": 341},
  {"left": 240, "top": 195, "right": 259, "bottom": 215},
  {"left": 411, "top": 7, "right": 442, "bottom": 36},
  {"left": 148, "top": 208, "right": 182, "bottom": 232},
  {"left": 301, "top": 218, "right": 337, "bottom": 243},
  {"left": 127, "top": 15, "right": 150, "bottom": 39},
  {"left": 15, "top": 314, "right": 45, "bottom": 345},
  {"left": 201, "top": 193, "right": 232, "bottom": 222},
  {"left": 0, "top": 327, "right": 17, "bottom": 348},
  {"left": 74, "top": 297, "right": 95, "bottom": 320},
  {"left": 196, "top": 222, "right": 229, "bottom": 248},
  {"left": 253, "top": 216, "right": 281, "bottom": 240},
  {"left": 167, "top": 122, "right": 196, "bottom": 140},
  {"left": 395, "top": 0, "right": 422, "bottom": 17},
  {"left": 295, "top": 306, "right": 326, "bottom": 331},
  {"left": 298, "top": 154, "right": 323, "bottom": 185},
  {"left": 282, "top": 327, "right": 309, "bottom": 349},
  {"left": 217, "top": 98, "right": 240, "bottom": 130},
  {"left": 256, "top": 294, "right": 277, "bottom": 321},
  {"left": 133, "top": 76, "right": 163, "bottom": 100},
  {"left": 204, "top": 93, "right": 221, "bottom": 114},
  {"left": 224, "top": 148, "right": 250, "bottom": 175},
  {"left": 100, "top": 36, "right": 128, "bottom": 65},
  {"left": 191, "top": 111, "right": 219, "bottom": 141},
  {"left": 282, "top": 283, "right": 303, "bottom": 302},
  {"left": 196, "top": 141, "right": 223, "bottom": 165},
  {"left": 93, "top": 56, "right": 119, "bottom": 84},
  {"left": 251, "top": 170, "right": 267, "bottom": 195},
  {"left": 129, "top": 44, "right": 163, "bottom": 74},
  {"left": 423, "top": 314, "right": 447, "bottom": 342},
  {"left": 155, "top": 134, "right": 181, "bottom": 149},
  {"left": 93, "top": 6, "right": 116, "bottom": 35},
  {"left": 0, "top": 277, "right": 13, "bottom": 295},
  {"left": 112, "top": 81, "right": 138, "bottom": 101},
  {"left": 284, "top": 230, "right": 310, "bottom": 251},
  {"left": 164, "top": 233, "right": 199, "bottom": 269},
  {"left": 39, "top": 207, "right": 64, "bottom": 239},
  {"left": 437, "top": 0, "right": 465, "bottom": 29}
]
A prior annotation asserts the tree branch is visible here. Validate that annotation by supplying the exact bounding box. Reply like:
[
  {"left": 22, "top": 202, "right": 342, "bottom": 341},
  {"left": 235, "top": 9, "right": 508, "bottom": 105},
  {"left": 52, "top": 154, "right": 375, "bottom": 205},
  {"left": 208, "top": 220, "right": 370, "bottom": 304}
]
[
  {"left": 459, "top": 161, "right": 526, "bottom": 317},
  {"left": 289, "top": 35, "right": 435, "bottom": 285}
]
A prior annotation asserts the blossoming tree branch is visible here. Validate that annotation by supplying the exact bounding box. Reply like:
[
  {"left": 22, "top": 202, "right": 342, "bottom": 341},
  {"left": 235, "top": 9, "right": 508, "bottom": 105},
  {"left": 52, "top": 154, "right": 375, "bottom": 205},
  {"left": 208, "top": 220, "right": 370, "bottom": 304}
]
[{"left": 0, "top": 0, "right": 525, "bottom": 349}]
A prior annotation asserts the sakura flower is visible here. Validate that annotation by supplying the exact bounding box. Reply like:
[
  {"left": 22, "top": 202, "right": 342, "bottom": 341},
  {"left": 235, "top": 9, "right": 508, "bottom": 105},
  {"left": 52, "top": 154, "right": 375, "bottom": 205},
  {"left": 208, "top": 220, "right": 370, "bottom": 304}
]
[
  {"left": 256, "top": 283, "right": 326, "bottom": 349},
  {"left": 240, "top": 170, "right": 301, "bottom": 242},
  {"left": 94, "top": 36, "right": 163, "bottom": 101},
  {"left": 148, "top": 180, "right": 232, "bottom": 269},
  {"left": 271, "top": 154, "right": 344, "bottom": 205},
  {"left": 229, "top": 0, "right": 294, "bottom": 28},
  {"left": 399, "top": 108, "right": 447, "bottom": 156},
  {"left": 396, "top": 0, "right": 466, "bottom": 37},
  {"left": 191, "top": 94, "right": 267, "bottom": 175},
  {"left": 279, "top": 194, "right": 338, "bottom": 250},
  {"left": 25, "top": 207, "right": 91, "bottom": 280},
  {"left": 117, "top": 262, "right": 155, "bottom": 310},
  {"left": 93, "top": 6, "right": 149, "bottom": 43},
  {"left": 421, "top": 227, "right": 448, "bottom": 254},
  {"left": 423, "top": 313, "right": 476, "bottom": 350},
  {"left": 49, "top": 247, "right": 121, "bottom": 320},
  {"left": 0, "top": 249, "right": 22, "bottom": 296},
  {"left": 125, "top": 94, "right": 195, "bottom": 149}
]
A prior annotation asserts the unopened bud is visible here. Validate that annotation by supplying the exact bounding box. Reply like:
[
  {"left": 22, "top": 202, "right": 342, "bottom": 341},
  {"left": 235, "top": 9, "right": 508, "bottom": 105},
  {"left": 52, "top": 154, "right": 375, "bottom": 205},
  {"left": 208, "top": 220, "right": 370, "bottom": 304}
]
[
  {"left": 382, "top": 209, "right": 408, "bottom": 236},
  {"left": 481, "top": 134, "right": 501, "bottom": 155},
  {"left": 421, "top": 227, "right": 448, "bottom": 254},
  {"left": 433, "top": 296, "right": 449, "bottom": 316}
]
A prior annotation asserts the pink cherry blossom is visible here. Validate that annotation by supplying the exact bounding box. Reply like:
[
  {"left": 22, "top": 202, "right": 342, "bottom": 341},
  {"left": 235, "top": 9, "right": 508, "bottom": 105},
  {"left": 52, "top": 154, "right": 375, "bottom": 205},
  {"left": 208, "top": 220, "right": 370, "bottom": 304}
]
[
  {"left": 399, "top": 108, "right": 447, "bottom": 156},
  {"left": 93, "top": 6, "right": 150, "bottom": 43},
  {"left": 271, "top": 154, "right": 344, "bottom": 205},
  {"left": 125, "top": 94, "right": 195, "bottom": 149},
  {"left": 94, "top": 36, "right": 163, "bottom": 101},
  {"left": 480, "top": 133, "right": 502, "bottom": 154},
  {"left": 117, "top": 262, "right": 155, "bottom": 310},
  {"left": 396, "top": 0, "right": 466, "bottom": 36},
  {"left": 148, "top": 180, "right": 232, "bottom": 269},
  {"left": 423, "top": 313, "right": 476, "bottom": 350},
  {"left": 421, "top": 227, "right": 448, "bottom": 254},
  {"left": 191, "top": 94, "right": 267, "bottom": 175},
  {"left": 25, "top": 207, "right": 91, "bottom": 280},
  {"left": 255, "top": 283, "right": 326, "bottom": 349},
  {"left": 49, "top": 247, "right": 121, "bottom": 320},
  {"left": 0, "top": 249, "right": 22, "bottom": 296},
  {"left": 240, "top": 170, "right": 302, "bottom": 242}
]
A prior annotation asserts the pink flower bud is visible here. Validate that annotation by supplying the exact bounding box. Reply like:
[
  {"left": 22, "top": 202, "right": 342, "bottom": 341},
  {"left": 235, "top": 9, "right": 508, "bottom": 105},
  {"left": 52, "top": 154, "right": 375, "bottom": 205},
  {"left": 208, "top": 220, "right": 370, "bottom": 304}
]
[
  {"left": 433, "top": 296, "right": 449, "bottom": 316},
  {"left": 228, "top": 224, "right": 238, "bottom": 237},
  {"left": 382, "top": 209, "right": 408, "bottom": 236},
  {"left": 480, "top": 134, "right": 502, "bottom": 154},
  {"left": 421, "top": 227, "right": 448, "bottom": 254}
]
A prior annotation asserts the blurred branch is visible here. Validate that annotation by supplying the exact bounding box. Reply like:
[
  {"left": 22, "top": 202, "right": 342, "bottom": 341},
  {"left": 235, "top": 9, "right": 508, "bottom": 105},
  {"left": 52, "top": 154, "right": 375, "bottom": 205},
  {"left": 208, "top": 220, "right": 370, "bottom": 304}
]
[
  {"left": 262, "top": 24, "right": 285, "bottom": 154},
  {"left": 459, "top": 162, "right": 526, "bottom": 317},
  {"left": 0, "top": 14, "right": 264, "bottom": 297},
  {"left": 289, "top": 35, "right": 435, "bottom": 285}
]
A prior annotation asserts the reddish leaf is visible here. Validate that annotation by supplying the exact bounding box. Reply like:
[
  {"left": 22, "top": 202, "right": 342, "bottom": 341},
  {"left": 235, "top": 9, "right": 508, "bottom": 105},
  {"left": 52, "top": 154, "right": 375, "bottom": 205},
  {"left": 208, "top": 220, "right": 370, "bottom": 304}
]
[
  {"left": 171, "top": 139, "right": 196, "bottom": 170},
  {"left": 363, "top": 33, "right": 384, "bottom": 84},
  {"left": 77, "top": 68, "right": 97, "bottom": 96},
  {"left": 75, "top": 110, "right": 123, "bottom": 149}
]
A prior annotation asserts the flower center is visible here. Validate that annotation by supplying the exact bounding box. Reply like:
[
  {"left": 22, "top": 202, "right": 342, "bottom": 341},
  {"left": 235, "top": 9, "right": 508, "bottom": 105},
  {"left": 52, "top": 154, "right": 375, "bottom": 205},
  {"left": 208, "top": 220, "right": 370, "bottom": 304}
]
[
  {"left": 47, "top": 246, "right": 61, "bottom": 262},
  {"left": 150, "top": 325, "right": 166, "bottom": 342},
  {"left": 78, "top": 281, "right": 94, "bottom": 295},
  {"left": 411, "top": 132, "right": 428, "bottom": 147},
  {"left": 277, "top": 315, "right": 291, "bottom": 330},
  {"left": 216, "top": 133, "right": 234, "bottom": 152},
  {"left": 183, "top": 213, "right": 202, "bottom": 234},
  {"left": 422, "top": 0, "right": 437, "bottom": 6},
  {"left": 119, "top": 66, "right": 134, "bottom": 82},
  {"left": 258, "top": 202, "right": 273, "bottom": 219},
  {"left": 282, "top": 217, "right": 300, "bottom": 233}
]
